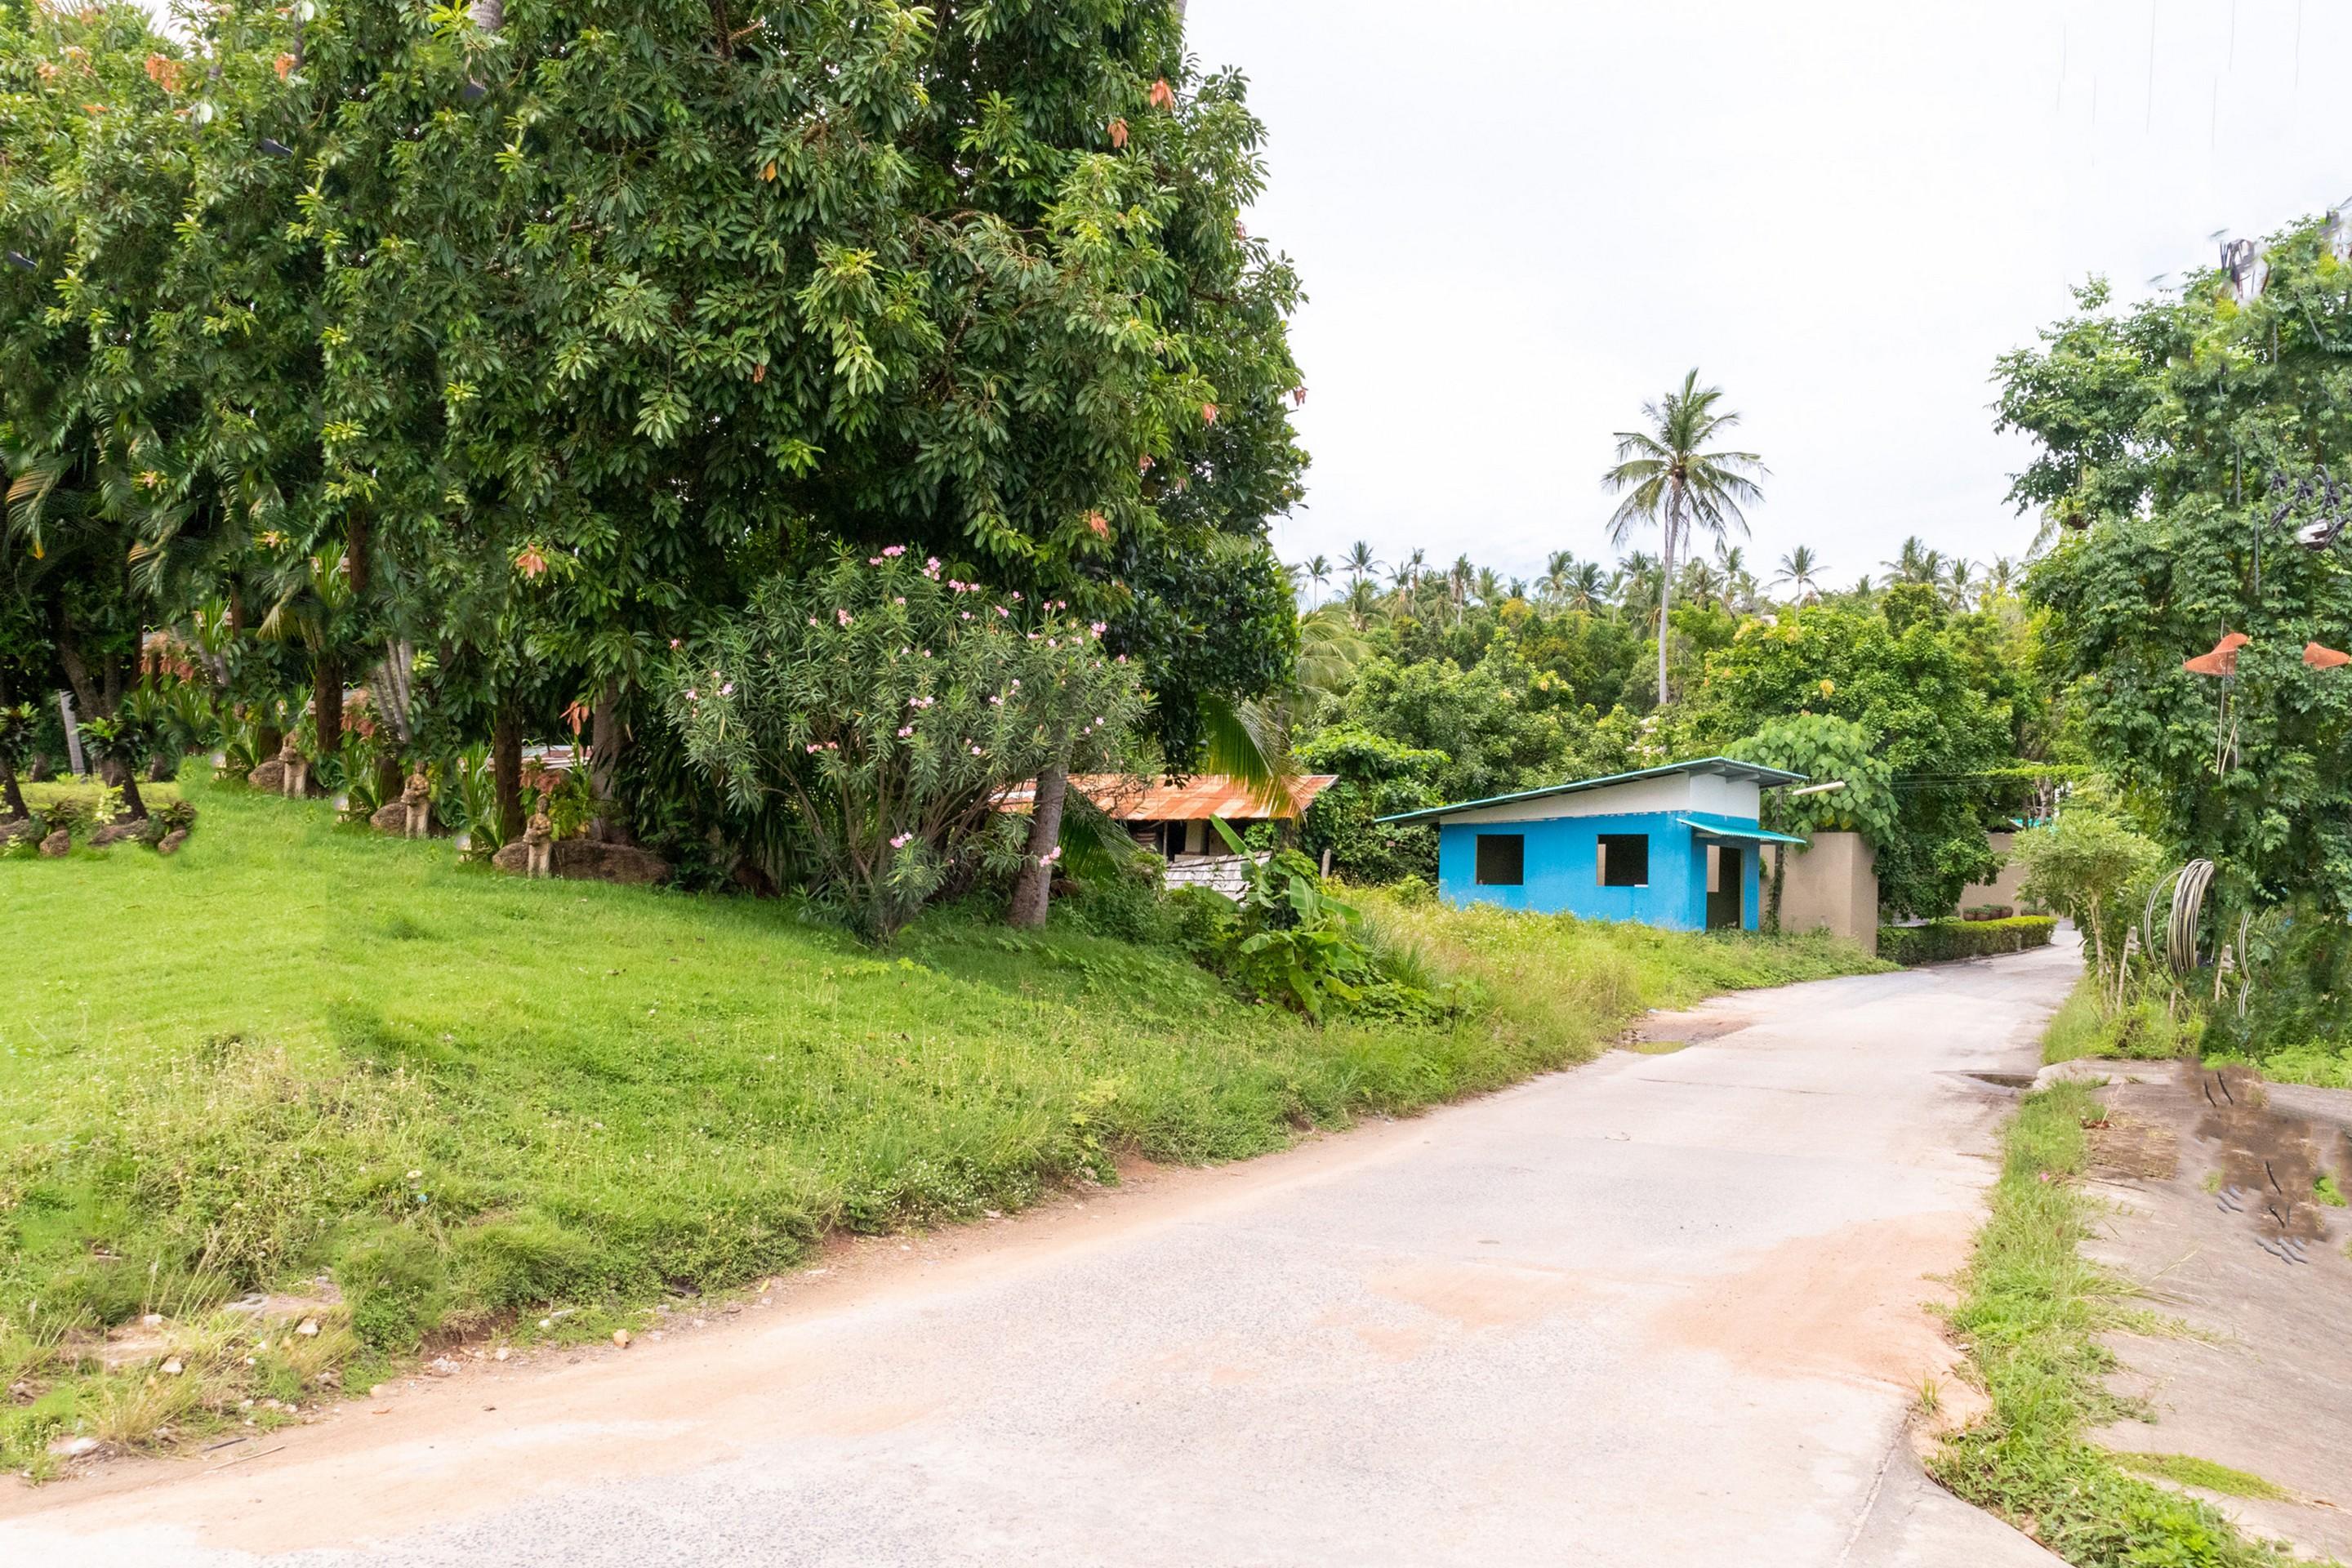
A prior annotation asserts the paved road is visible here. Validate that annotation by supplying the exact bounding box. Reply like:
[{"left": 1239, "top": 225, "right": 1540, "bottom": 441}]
[{"left": 2, "top": 944, "right": 2078, "bottom": 1567}]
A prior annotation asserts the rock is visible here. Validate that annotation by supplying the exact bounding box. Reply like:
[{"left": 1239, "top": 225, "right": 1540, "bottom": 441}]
[
  {"left": 316, "top": 1368, "right": 341, "bottom": 1388},
  {"left": 425, "top": 1357, "right": 459, "bottom": 1377},
  {"left": 47, "top": 1436, "right": 100, "bottom": 1459},
  {"left": 492, "top": 837, "right": 672, "bottom": 886},
  {"left": 247, "top": 759, "right": 287, "bottom": 792},
  {"left": 369, "top": 1383, "right": 390, "bottom": 1398},
  {"left": 295, "top": 1318, "right": 319, "bottom": 1337},
  {"left": 368, "top": 803, "right": 413, "bottom": 835},
  {"left": 160, "top": 1358, "right": 184, "bottom": 1375},
  {"left": 141, "top": 1313, "right": 163, "bottom": 1327},
  {"left": 38, "top": 829, "right": 69, "bottom": 858},
  {"left": 611, "top": 1330, "right": 631, "bottom": 1348},
  {"left": 492, "top": 1347, "right": 510, "bottom": 1362},
  {"left": 87, "top": 821, "right": 147, "bottom": 849},
  {"left": 157, "top": 828, "right": 189, "bottom": 855}
]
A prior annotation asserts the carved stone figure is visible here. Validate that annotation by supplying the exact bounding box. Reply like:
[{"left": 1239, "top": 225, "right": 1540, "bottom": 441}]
[{"left": 371, "top": 771, "right": 434, "bottom": 837}]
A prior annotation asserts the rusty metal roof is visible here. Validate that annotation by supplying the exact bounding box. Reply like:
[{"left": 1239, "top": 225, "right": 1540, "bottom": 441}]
[{"left": 997, "top": 773, "right": 1338, "bottom": 821}]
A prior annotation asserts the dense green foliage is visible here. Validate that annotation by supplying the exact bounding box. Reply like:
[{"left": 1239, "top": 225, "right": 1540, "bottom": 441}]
[
  {"left": 0, "top": 771, "right": 1882, "bottom": 1471},
  {"left": 0, "top": 0, "right": 1309, "bottom": 927},
  {"left": 1877, "top": 915, "right": 2056, "bottom": 966},
  {"left": 2005, "top": 224, "right": 2352, "bottom": 921},
  {"left": 662, "top": 551, "right": 1143, "bottom": 938}
]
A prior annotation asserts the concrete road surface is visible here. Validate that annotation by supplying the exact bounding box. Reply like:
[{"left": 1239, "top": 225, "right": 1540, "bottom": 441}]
[{"left": 0, "top": 944, "right": 2080, "bottom": 1567}]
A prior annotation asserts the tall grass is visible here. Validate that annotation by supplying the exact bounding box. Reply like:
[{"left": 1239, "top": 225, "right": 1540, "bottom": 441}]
[{"left": 0, "top": 771, "right": 1882, "bottom": 1472}]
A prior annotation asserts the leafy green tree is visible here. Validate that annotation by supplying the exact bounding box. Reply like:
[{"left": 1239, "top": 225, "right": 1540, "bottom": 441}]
[
  {"left": 662, "top": 552, "right": 1143, "bottom": 941},
  {"left": 1601, "top": 369, "right": 1767, "bottom": 706},
  {"left": 1294, "top": 723, "right": 1446, "bottom": 884},
  {"left": 2003, "top": 218, "right": 2352, "bottom": 915},
  {"left": 1726, "top": 714, "right": 1897, "bottom": 933},
  {"left": 1326, "top": 643, "right": 1575, "bottom": 807},
  {"left": 2009, "top": 804, "right": 2161, "bottom": 990},
  {"left": 1677, "top": 602, "right": 2024, "bottom": 917},
  {"left": 0, "top": 5, "right": 189, "bottom": 741}
]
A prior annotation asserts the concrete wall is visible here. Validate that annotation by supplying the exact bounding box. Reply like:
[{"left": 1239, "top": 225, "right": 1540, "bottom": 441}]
[
  {"left": 1765, "top": 831, "right": 1878, "bottom": 955},
  {"left": 1436, "top": 811, "right": 1758, "bottom": 932},
  {"left": 1953, "top": 831, "right": 2026, "bottom": 912}
]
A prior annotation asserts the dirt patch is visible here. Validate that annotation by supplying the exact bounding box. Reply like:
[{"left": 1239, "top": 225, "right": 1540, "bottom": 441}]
[
  {"left": 2078, "top": 1071, "right": 2352, "bottom": 1561},
  {"left": 1646, "top": 1211, "right": 1974, "bottom": 1392},
  {"left": 1620, "top": 1009, "right": 1753, "bottom": 1051},
  {"left": 2087, "top": 1112, "right": 2178, "bottom": 1182}
]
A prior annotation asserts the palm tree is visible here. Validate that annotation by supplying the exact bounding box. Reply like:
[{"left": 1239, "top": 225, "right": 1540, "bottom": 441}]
[
  {"left": 1539, "top": 550, "right": 1576, "bottom": 604},
  {"left": 1474, "top": 565, "right": 1506, "bottom": 608},
  {"left": 1302, "top": 554, "right": 1333, "bottom": 607},
  {"left": 1678, "top": 557, "right": 1723, "bottom": 612},
  {"left": 1614, "top": 550, "right": 1662, "bottom": 628},
  {"left": 1565, "top": 560, "right": 1607, "bottom": 613},
  {"left": 1343, "top": 540, "right": 1379, "bottom": 589},
  {"left": 1343, "top": 577, "right": 1380, "bottom": 630},
  {"left": 1984, "top": 555, "right": 2020, "bottom": 600},
  {"left": 1771, "top": 545, "right": 1825, "bottom": 603},
  {"left": 1944, "top": 557, "right": 1979, "bottom": 612},
  {"left": 1602, "top": 369, "right": 1768, "bottom": 705},
  {"left": 1882, "top": 535, "right": 1944, "bottom": 587},
  {"left": 1446, "top": 555, "right": 1473, "bottom": 624}
]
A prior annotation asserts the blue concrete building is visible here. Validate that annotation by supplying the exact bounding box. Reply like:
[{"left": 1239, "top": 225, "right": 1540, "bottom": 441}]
[{"left": 1377, "top": 758, "right": 1808, "bottom": 931}]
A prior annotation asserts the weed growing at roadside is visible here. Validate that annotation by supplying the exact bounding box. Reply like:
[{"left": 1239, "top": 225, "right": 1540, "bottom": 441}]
[{"left": 1933, "top": 1083, "right": 2310, "bottom": 1567}]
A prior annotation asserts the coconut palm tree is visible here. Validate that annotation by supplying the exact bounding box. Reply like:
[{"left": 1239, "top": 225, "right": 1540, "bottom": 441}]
[
  {"left": 1565, "top": 560, "right": 1608, "bottom": 613},
  {"left": 1602, "top": 369, "right": 1768, "bottom": 705},
  {"left": 1302, "top": 554, "right": 1333, "bottom": 607},
  {"left": 1474, "top": 566, "right": 1506, "bottom": 608},
  {"left": 1881, "top": 535, "right": 1944, "bottom": 587},
  {"left": 1343, "top": 577, "right": 1380, "bottom": 630},
  {"left": 1539, "top": 550, "right": 1576, "bottom": 604},
  {"left": 1771, "top": 545, "right": 1825, "bottom": 603},
  {"left": 1984, "top": 555, "right": 2020, "bottom": 600},
  {"left": 1446, "top": 555, "right": 1474, "bottom": 624},
  {"left": 1944, "top": 557, "right": 1979, "bottom": 612},
  {"left": 1343, "top": 540, "right": 1379, "bottom": 589}
]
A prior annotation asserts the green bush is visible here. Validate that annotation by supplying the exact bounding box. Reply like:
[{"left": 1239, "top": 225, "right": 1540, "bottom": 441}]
[{"left": 1879, "top": 915, "right": 2056, "bottom": 965}]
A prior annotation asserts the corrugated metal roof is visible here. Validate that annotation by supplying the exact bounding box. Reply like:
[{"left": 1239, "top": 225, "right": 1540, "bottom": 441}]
[
  {"left": 1374, "top": 756, "right": 1806, "bottom": 826},
  {"left": 996, "top": 773, "right": 1338, "bottom": 821}
]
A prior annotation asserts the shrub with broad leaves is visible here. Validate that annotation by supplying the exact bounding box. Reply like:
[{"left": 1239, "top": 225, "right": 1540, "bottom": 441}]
[{"left": 662, "top": 550, "right": 1145, "bottom": 940}]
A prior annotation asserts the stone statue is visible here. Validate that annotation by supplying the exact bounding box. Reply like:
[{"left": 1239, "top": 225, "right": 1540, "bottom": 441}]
[{"left": 522, "top": 811, "right": 554, "bottom": 879}]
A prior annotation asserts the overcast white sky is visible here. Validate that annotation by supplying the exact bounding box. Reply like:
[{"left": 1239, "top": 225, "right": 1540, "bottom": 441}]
[{"left": 1185, "top": 0, "right": 2352, "bottom": 591}]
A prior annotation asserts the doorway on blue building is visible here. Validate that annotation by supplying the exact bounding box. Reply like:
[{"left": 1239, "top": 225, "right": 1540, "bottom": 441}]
[{"left": 1705, "top": 844, "right": 1743, "bottom": 929}]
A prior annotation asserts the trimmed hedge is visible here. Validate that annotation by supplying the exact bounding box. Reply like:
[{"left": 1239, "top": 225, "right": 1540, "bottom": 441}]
[{"left": 1880, "top": 915, "right": 2056, "bottom": 965}]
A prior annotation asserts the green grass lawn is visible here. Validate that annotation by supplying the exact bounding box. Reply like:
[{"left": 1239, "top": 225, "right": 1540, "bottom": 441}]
[{"left": 0, "top": 768, "right": 1878, "bottom": 1472}]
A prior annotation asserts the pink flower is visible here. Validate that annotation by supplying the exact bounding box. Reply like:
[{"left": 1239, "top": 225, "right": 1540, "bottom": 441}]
[
  {"left": 898, "top": 725, "right": 914, "bottom": 737},
  {"left": 988, "top": 694, "right": 1003, "bottom": 706},
  {"left": 1116, "top": 654, "right": 1129, "bottom": 665},
  {"left": 1009, "top": 679, "right": 1021, "bottom": 688},
  {"left": 868, "top": 555, "right": 884, "bottom": 565},
  {"left": 836, "top": 608, "right": 853, "bottom": 626},
  {"left": 804, "top": 742, "right": 821, "bottom": 753},
  {"left": 1011, "top": 591, "right": 1022, "bottom": 601},
  {"left": 1028, "top": 633, "right": 1041, "bottom": 642},
  {"left": 808, "top": 617, "right": 821, "bottom": 627},
  {"left": 720, "top": 683, "right": 735, "bottom": 697},
  {"left": 891, "top": 831, "right": 913, "bottom": 847},
  {"left": 894, "top": 596, "right": 906, "bottom": 606},
  {"left": 960, "top": 611, "right": 973, "bottom": 620},
  {"left": 920, "top": 650, "right": 931, "bottom": 658},
  {"left": 686, "top": 688, "right": 699, "bottom": 702},
  {"left": 996, "top": 606, "right": 1010, "bottom": 617},
  {"left": 970, "top": 745, "right": 983, "bottom": 755},
  {"left": 669, "top": 638, "right": 683, "bottom": 649},
  {"left": 1090, "top": 621, "right": 1107, "bottom": 636},
  {"left": 883, "top": 545, "right": 906, "bottom": 557}
]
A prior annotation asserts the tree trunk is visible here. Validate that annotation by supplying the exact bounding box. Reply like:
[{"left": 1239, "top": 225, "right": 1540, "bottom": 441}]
[
  {"left": 492, "top": 705, "right": 524, "bottom": 847},
  {"left": 0, "top": 757, "right": 25, "bottom": 820},
  {"left": 1007, "top": 763, "right": 1068, "bottom": 928},
  {"left": 588, "top": 678, "right": 627, "bottom": 841},
  {"left": 1655, "top": 493, "right": 1677, "bottom": 708},
  {"left": 118, "top": 770, "right": 147, "bottom": 820},
  {"left": 314, "top": 648, "right": 344, "bottom": 769},
  {"left": 1766, "top": 843, "right": 1787, "bottom": 935},
  {"left": 376, "top": 755, "right": 403, "bottom": 808}
]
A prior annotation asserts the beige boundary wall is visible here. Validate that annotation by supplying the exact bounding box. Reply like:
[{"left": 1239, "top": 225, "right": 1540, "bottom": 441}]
[
  {"left": 1953, "top": 831, "right": 2027, "bottom": 913},
  {"left": 1763, "top": 831, "right": 1878, "bottom": 956}
]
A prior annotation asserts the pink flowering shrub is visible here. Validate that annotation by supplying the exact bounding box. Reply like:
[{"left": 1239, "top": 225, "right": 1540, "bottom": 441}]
[{"left": 661, "top": 551, "right": 1145, "bottom": 939}]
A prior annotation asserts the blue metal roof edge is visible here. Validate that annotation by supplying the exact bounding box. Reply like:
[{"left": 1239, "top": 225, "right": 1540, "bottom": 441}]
[
  {"left": 1374, "top": 756, "right": 1809, "bottom": 826},
  {"left": 1675, "top": 813, "right": 1811, "bottom": 846}
]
